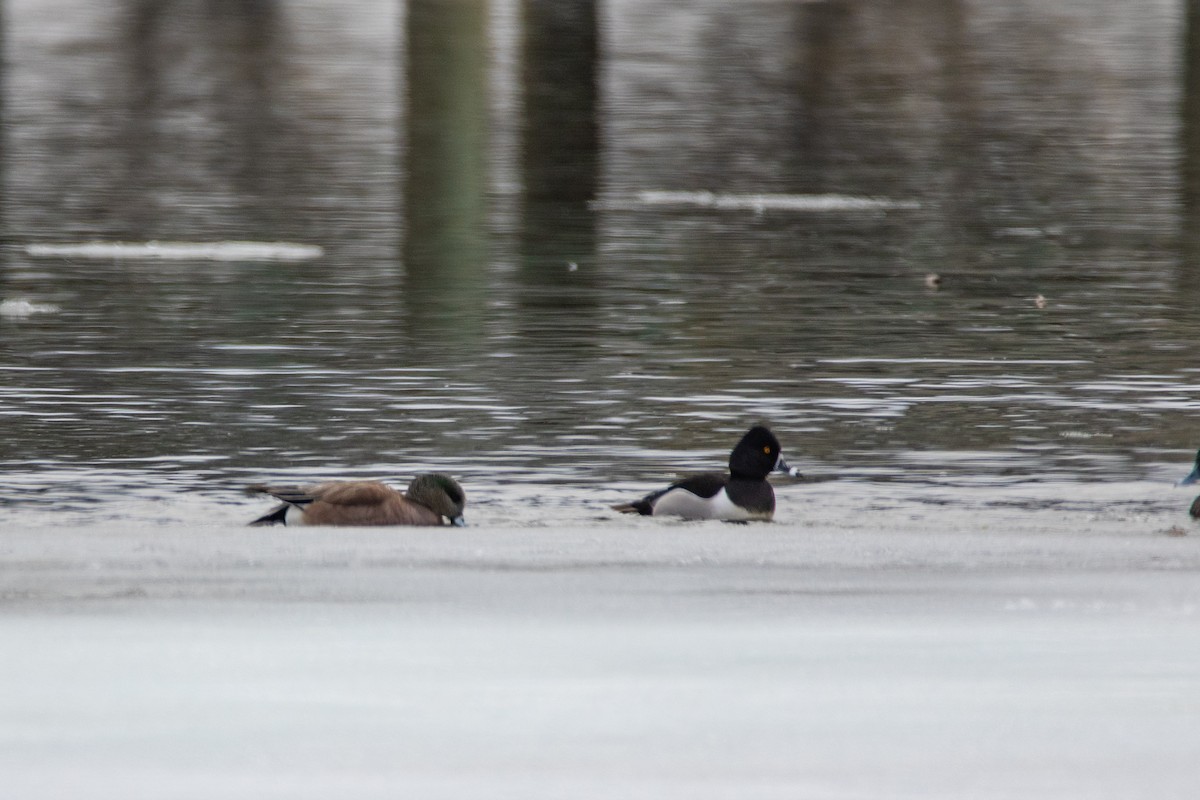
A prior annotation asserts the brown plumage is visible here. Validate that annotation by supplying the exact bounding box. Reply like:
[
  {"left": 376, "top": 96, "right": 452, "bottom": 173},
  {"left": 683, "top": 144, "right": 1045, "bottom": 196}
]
[{"left": 247, "top": 473, "right": 466, "bottom": 527}]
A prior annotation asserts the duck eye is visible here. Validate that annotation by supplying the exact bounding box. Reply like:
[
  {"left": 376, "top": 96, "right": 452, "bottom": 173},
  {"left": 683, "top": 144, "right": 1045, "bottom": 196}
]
[{"left": 763, "top": 446, "right": 771, "bottom": 454}]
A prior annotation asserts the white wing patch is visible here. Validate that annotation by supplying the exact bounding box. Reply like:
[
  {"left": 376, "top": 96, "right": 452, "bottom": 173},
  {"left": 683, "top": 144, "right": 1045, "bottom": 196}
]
[{"left": 651, "top": 487, "right": 766, "bottom": 521}]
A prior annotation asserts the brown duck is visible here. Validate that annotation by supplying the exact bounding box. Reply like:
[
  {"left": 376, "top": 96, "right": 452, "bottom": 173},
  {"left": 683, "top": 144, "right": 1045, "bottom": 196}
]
[{"left": 248, "top": 473, "right": 466, "bottom": 527}]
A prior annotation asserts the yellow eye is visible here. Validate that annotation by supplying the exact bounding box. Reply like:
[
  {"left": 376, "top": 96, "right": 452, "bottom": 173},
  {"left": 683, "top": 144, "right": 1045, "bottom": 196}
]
[{"left": 763, "top": 446, "right": 771, "bottom": 454}]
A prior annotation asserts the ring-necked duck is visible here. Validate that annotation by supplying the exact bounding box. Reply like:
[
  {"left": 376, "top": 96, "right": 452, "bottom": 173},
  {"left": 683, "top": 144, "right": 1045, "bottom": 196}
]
[
  {"left": 1178, "top": 451, "right": 1200, "bottom": 519},
  {"left": 248, "top": 473, "right": 466, "bottom": 527},
  {"left": 612, "top": 425, "right": 801, "bottom": 521}
]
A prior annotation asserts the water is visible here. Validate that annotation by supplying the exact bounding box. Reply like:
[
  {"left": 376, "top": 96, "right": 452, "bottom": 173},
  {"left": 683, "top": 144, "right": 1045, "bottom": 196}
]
[{"left": 3, "top": 0, "right": 1200, "bottom": 526}]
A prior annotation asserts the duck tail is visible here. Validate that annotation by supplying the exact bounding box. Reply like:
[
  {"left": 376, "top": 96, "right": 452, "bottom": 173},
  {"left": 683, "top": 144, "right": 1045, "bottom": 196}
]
[
  {"left": 246, "top": 484, "right": 315, "bottom": 506},
  {"left": 611, "top": 500, "right": 653, "bottom": 515},
  {"left": 247, "top": 483, "right": 312, "bottom": 526},
  {"left": 249, "top": 504, "right": 290, "bottom": 526}
]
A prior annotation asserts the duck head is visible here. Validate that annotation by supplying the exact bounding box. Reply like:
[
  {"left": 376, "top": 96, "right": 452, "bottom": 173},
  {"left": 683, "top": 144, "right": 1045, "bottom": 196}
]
[
  {"left": 407, "top": 473, "right": 467, "bottom": 526},
  {"left": 729, "top": 425, "right": 802, "bottom": 480}
]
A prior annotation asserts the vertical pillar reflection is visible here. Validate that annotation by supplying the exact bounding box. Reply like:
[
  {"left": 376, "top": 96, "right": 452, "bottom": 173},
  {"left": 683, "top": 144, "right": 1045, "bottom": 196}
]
[
  {"left": 125, "top": 0, "right": 168, "bottom": 235},
  {"left": 1182, "top": 0, "right": 1200, "bottom": 269},
  {"left": 121, "top": 0, "right": 302, "bottom": 239},
  {"left": 0, "top": 0, "right": 6, "bottom": 255},
  {"left": 789, "top": 0, "right": 849, "bottom": 195},
  {"left": 402, "top": 0, "right": 490, "bottom": 346},
  {"left": 929, "top": 0, "right": 991, "bottom": 254},
  {"left": 934, "top": 3, "right": 980, "bottom": 213},
  {"left": 516, "top": 0, "right": 598, "bottom": 341}
]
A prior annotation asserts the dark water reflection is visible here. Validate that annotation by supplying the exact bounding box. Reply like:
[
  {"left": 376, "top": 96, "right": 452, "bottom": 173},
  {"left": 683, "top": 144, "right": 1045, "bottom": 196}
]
[{"left": 3, "top": 0, "right": 1200, "bottom": 523}]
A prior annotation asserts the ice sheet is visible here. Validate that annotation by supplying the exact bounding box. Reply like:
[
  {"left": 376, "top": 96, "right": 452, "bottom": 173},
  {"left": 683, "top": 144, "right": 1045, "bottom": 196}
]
[{"left": 2, "top": 511, "right": 1199, "bottom": 799}]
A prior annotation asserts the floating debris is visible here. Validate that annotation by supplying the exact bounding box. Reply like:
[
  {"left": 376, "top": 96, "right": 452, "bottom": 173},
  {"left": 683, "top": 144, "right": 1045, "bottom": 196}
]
[
  {"left": 924, "top": 273, "right": 941, "bottom": 289},
  {"left": 24, "top": 241, "right": 324, "bottom": 262},
  {"left": 591, "top": 190, "right": 921, "bottom": 213},
  {"left": 1034, "top": 294, "right": 1047, "bottom": 309},
  {"left": 0, "top": 298, "right": 60, "bottom": 317}
]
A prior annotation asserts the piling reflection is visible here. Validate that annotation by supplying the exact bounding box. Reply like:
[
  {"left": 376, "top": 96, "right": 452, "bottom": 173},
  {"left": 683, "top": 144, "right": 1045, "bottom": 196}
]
[
  {"left": 124, "top": 0, "right": 302, "bottom": 238},
  {"left": 788, "top": 0, "right": 847, "bottom": 197},
  {"left": 0, "top": 1, "right": 5, "bottom": 254},
  {"left": 1182, "top": 0, "right": 1200, "bottom": 274},
  {"left": 7, "top": 1, "right": 397, "bottom": 250},
  {"left": 514, "top": 0, "right": 598, "bottom": 348},
  {"left": 924, "top": 0, "right": 989, "bottom": 253},
  {"left": 402, "top": 0, "right": 490, "bottom": 350}
]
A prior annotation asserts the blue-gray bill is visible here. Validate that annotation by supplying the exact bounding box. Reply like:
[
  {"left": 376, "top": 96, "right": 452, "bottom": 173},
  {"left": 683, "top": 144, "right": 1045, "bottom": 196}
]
[{"left": 776, "top": 457, "right": 802, "bottom": 479}]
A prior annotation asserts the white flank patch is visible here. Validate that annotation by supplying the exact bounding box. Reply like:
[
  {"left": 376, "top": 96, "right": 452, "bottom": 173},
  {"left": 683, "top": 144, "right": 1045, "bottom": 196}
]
[
  {"left": 593, "top": 190, "right": 920, "bottom": 212},
  {"left": 651, "top": 487, "right": 763, "bottom": 521},
  {"left": 0, "top": 298, "right": 60, "bottom": 317},
  {"left": 24, "top": 241, "right": 324, "bottom": 262}
]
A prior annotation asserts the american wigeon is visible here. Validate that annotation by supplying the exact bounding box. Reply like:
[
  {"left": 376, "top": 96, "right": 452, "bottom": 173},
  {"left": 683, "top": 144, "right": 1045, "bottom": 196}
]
[
  {"left": 612, "top": 425, "right": 801, "bottom": 521},
  {"left": 1178, "top": 450, "right": 1200, "bottom": 519},
  {"left": 248, "top": 473, "right": 466, "bottom": 527}
]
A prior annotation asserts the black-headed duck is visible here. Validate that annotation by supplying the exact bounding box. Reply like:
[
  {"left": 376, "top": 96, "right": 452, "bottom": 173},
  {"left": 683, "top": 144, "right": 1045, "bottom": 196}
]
[{"left": 613, "top": 425, "right": 800, "bottom": 521}]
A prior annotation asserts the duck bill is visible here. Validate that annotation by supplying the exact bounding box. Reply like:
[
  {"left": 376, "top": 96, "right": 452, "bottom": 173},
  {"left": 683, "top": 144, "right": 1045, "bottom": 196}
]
[
  {"left": 449, "top": 515, "right": 467, "bottom": 527},
  {"left": 1179, "top": 467, "right": 1200, "bottom": 487},
  {"left": 775, "top": 456, "right": 803, "bottom": 479}
]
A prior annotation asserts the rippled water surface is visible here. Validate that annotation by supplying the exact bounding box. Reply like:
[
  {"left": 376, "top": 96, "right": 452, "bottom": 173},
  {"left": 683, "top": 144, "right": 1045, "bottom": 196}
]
[{"left": 4, "top": 0, "right": 1200, "bottom": 525}]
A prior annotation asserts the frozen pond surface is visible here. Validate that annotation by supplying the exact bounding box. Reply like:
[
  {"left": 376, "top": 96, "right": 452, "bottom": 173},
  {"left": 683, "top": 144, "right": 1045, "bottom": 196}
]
[{"left": 4, "top": 482, "right": 1200, "bottom": 799}]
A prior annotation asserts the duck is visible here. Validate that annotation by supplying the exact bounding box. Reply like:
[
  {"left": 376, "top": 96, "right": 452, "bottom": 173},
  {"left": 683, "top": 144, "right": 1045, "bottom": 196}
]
[
  {"left": 612, "top": 425, "right": 801, "bottom": 521},
  {"left": 1177, "top": 450, "right": 1200, "bottom": 519},
  {"left": 247, "top": 473, "right": 466, "bottom": 527}
]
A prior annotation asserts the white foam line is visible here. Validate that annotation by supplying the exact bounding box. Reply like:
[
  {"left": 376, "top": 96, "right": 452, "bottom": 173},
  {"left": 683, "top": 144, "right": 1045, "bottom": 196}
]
[
  {"left": 0, "top": 298, "right": 60, "bottom": 317},
  {"left": 593, "top": 190, "right": 920, "bottom": 212},
  {"left": 24, "top": 241, "right": 324, "bottom": 262},
  {"left": 818, "top": 358, "right": 1092, "bottom": 366}
]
